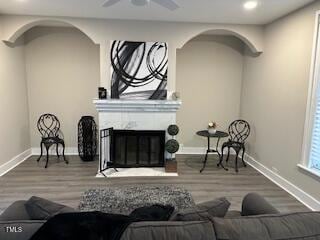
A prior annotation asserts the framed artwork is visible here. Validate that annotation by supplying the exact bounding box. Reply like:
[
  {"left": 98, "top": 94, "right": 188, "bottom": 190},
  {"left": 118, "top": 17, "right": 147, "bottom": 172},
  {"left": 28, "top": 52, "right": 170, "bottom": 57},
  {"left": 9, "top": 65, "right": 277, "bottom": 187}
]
[{"left": 110, "top": 40, "right": 168, "bottom": 100}]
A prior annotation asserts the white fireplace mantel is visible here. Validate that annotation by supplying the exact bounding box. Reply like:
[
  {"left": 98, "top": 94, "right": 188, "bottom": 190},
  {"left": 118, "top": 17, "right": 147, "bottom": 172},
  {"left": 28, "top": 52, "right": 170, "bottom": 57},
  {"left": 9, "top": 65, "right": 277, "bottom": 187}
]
[
  {"left": 93, "top": 99, "right": 182, "bottom": 113},
  {"left": 93, "top": 98, "right": 182, "bottom": 131}
]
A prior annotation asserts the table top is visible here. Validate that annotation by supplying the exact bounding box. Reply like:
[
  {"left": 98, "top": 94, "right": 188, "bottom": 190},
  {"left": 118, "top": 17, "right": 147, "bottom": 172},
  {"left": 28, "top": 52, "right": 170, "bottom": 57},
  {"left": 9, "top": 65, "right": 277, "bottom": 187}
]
[{"left": 196, "top": 130, "right": 229, "bottom": 138}]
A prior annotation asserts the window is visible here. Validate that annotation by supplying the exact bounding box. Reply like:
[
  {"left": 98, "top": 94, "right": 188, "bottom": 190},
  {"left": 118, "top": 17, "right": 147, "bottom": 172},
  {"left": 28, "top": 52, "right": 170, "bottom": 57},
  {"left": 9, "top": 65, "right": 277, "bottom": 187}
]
[
  {"left": 309, "top": 90, "right": 320, "bottom": 171},
  {"left": 300, "top": 12, "right": 320, "bottom": 176}
]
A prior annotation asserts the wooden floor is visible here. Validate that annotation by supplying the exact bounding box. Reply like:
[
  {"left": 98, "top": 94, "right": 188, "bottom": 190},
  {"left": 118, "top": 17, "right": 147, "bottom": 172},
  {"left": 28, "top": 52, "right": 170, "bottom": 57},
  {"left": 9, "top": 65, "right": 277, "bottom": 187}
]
[{"left": 0, "top": 154, "right": 308, "bottom": 214}]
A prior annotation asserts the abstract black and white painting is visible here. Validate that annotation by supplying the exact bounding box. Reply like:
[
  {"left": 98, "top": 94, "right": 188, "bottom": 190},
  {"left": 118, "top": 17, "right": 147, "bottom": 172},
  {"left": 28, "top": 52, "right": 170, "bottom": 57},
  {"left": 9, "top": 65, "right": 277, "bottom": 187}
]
[{"left": 110, "top": 40, "right": 168, "bottom": 100}]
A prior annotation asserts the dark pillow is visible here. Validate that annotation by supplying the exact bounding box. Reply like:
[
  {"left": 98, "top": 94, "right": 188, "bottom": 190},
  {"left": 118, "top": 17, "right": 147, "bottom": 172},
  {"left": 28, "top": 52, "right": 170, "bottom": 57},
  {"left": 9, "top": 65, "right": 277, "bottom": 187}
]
[
  {"left": 25, "top": 196, "right": 76, "bottom": 220},
  {"left": 130, "top": 204, "right": 175, "bottom": 221},
  {"left": 170, "top": 197, "right": 230, "bottom": 221},
  {"left": 0, "top": 200, "right": 31, "bottom": 221},
  {"left": 241, "top": 193, "right": 280, "bottom": 216}
]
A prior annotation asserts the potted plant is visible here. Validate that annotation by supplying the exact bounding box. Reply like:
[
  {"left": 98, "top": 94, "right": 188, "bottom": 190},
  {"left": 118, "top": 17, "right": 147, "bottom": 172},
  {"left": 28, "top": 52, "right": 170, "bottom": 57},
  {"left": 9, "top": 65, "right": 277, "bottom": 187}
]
[
  {"left": 165, "top": 125, "right": 180, "bottom": 173},
  {"left": 208, "top": 121, "right": 217, "bottom": 134}
]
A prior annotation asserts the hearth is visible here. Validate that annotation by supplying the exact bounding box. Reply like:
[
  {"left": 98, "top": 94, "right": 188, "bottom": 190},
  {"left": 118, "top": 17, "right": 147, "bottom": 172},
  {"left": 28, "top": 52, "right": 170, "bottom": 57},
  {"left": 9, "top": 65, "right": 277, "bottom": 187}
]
[{"left": 100, "top": 129, "right": 165, "bottom": 172}]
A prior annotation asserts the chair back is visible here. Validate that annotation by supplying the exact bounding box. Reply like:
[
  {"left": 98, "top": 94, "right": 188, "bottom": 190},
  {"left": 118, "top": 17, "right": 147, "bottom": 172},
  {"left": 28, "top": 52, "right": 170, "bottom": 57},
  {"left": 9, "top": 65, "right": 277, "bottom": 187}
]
[
  {"left": 37, "top": 113, "right": 61, "bottom": 138},
  {"left": 228, "top": 120, "right": 250, "bottom": 143}
]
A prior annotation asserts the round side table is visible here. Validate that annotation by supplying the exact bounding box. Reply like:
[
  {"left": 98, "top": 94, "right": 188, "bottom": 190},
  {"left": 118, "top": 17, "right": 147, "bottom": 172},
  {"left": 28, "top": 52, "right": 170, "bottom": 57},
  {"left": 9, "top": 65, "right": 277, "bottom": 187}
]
[{"left": 196, "top": 130, "right": 229, "bottom": 173}]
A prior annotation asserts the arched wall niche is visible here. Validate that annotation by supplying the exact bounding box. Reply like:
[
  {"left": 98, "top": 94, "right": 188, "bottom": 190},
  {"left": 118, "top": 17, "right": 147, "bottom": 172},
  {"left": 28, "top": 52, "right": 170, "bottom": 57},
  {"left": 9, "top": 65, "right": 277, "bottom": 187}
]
[
  {"left": 19, "top": 21, "right": 101, "bottom": 149},
  {"left": 176, "top": 28, "right": 257, "bottom": 147},
  {"left": 4, "top": 19, "right": 99, "bottom": 45},
  {"left": 178, "top": 28, "right": 262, "bottom": 55}
]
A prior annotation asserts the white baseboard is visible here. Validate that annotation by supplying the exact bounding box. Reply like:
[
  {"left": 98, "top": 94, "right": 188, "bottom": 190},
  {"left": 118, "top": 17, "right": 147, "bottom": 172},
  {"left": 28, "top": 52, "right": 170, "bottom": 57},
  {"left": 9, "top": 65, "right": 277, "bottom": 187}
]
[
  {"left": 0, "top": 149, "right": 32, "bottom": 177},
  {"left": 31, "top": 147, "right": 79, "bottom": 155},
  {"left": 177, "top": 146, "right": 235, "bottom": 155},
  {"left": 244, "top": 154, "right": 320, "bottom": 211},
  {"left": 177, "top": 146, "right": 320, "bottom": 210},
  {"left": 177, "top": 146, "right": 207, "bottom": 155}
]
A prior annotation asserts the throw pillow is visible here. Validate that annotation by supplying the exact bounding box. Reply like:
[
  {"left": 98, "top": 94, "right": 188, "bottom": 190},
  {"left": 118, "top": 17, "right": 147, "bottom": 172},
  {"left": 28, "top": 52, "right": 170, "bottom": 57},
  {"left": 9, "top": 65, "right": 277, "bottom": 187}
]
[
  {"left": 241, "top": 192, "right": 280, "bottom": 216},
  {"left": 170, "top": 197, "right": 230, "bottom": 221},
  {"left": 130, "top": 204, "right": 175, "bottom": 221},
  {"left": 25, "top": 196, "right": 76, "bottom": 220}
]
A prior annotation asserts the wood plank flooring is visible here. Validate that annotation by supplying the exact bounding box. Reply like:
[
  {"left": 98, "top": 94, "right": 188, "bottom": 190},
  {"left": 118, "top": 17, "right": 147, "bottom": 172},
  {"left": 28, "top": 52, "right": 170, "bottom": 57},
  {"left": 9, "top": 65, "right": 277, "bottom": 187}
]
[{"left": 0, "top": 154, "right": 308, "bottom": 214}]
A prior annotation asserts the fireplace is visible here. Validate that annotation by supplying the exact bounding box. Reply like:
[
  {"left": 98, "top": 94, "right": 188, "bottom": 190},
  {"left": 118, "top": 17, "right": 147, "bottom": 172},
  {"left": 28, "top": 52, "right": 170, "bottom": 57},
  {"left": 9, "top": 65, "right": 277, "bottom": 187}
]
[
  {"left": 94, "top": 99, "right": 182, "bottom": 175},
  {"left": 100, "top": 129, "right": 165, "bottom": 171},
  {"left": 112, "top": 130, "right": 165, "bottom": 167}
]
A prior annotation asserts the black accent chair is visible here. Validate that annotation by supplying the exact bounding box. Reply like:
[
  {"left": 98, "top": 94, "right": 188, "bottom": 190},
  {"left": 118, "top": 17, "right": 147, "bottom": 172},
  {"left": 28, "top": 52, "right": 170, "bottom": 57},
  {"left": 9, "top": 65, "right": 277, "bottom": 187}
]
[
  {"left": 36, "top": 113, "right": 68, "bottom": 168},
  {"left": 221, "top": 120, "right": 250, "bottom": 172}
]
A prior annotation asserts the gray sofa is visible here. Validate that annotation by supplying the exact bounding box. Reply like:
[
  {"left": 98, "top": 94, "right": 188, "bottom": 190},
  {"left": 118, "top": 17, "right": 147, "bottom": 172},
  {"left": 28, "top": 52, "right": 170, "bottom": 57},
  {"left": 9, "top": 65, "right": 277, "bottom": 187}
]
[{"left": 1, "top": 193, "right": 320, "bottom": 240}]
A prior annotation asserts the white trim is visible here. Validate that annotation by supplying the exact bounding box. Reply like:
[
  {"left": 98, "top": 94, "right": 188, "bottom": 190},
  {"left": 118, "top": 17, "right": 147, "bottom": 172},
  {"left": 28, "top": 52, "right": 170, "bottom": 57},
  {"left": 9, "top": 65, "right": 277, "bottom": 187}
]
[
  {"left": 301, "top": 11, "right": 320, "bottom": 167},
  {"left": 177, "top": 146, "right": 236, "bottom": 155},
  {"left": 31, "top": 147, "right": 79, "bottom": 155},
  {"left": 177, "top": 146, "right": 207, "bottom": 155},
  {"left": 177, "top": 146, "right": 320, "bottom": 210},
  {"left": 245, "top": 154, "right": 320, "bottom": 211},
  {"left": 298, "top": 164, "right": 320, "bottom": 179},
  {"left": 0, "top": 149, "right": 32, "bottom": 177}
]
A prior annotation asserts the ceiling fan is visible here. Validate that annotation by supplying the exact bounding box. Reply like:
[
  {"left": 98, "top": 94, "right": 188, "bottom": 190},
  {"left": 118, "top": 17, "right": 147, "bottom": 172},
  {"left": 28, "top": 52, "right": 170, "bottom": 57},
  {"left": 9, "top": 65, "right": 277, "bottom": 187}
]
[{"left": 102, "top": 0, "right": 179, "bottom": 11}]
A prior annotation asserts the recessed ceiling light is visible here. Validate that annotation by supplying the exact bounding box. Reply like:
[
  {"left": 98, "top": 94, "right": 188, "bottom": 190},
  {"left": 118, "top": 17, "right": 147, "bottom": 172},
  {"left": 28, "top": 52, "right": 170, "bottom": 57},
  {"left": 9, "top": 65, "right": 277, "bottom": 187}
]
[{"left": 243, "top": 1, "right": 258, "bottom": 10}]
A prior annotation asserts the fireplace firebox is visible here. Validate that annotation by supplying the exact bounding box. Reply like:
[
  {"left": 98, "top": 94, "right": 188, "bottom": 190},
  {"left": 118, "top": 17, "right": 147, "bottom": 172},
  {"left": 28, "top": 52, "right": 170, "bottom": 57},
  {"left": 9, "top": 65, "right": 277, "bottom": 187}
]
[{"left": 99, "top": 128, "right": 165, "bottom": 172}]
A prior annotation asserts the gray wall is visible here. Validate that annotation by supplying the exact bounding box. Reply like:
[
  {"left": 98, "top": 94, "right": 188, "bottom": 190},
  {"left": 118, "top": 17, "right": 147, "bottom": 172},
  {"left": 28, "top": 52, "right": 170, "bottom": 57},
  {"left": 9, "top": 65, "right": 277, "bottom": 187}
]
[
  {"left": 0, "top": 35, "right": 30, "bottom": 166},
  {"left": 241, "top": 1, "right": 320, "bottom": 201},
  {"left": 24, "top": 27, "right": 100, "bottom": 148},
  {"left": 177, "top": 35, "right": 244, "bottom": 147}
]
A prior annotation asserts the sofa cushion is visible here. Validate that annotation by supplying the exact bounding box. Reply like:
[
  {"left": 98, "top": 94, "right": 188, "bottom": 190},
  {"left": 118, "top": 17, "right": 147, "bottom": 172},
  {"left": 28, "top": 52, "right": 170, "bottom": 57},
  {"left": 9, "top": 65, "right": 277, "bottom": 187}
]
[
  {"left": 0, "top": 201, "right": 30, "bottom": 221},
  {"left": 25, "top": 196, "right": 76, "bottom": 220},
  {"left": 224, "top": 211, "right": 242, "bottom": 218},
  {"left": 170, "top": 197, "right": 230, "bottom": 221},
  {"left": 121, "top": 221, "right": 216, "bottom": 240},
  {"left": 212, "top": 212, "right": 320, "bottom": 240},
  {"left": 0, "top": 220, "right": 45, "bottom": 240}
]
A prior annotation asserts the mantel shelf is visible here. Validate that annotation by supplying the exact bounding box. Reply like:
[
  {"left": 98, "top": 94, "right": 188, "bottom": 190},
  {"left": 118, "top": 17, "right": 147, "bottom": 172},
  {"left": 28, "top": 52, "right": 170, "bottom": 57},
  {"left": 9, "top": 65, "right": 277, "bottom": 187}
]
[{"left": 93, "top": 99, "right": 182, "bottom": 112}]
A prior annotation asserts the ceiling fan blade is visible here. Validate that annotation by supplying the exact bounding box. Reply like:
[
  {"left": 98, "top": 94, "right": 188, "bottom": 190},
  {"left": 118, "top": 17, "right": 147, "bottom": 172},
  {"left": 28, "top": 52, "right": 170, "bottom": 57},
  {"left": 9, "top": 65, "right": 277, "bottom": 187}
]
[
  {"left": 152, "top": 0, "right": 179, "bottom": 11},
  {"left": 102, "top": 0, "right": 121, "bottom": 7}
]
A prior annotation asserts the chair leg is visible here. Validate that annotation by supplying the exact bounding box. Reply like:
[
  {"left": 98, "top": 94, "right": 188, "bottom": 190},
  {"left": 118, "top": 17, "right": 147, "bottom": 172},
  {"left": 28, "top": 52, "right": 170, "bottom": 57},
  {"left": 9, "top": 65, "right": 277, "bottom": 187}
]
[
  {"left": 220, "top": 146, "right": 224, "bottom": 163},
  {"left": 56, "top": 143, "right": 60, "bottom": 159},
  {"left": 62, "top": 143, "right": 68, "bottom": 164},
  {"left": 241, "top": 147, "right": 247, "bottom": 167},
  {"left": 218, "top": 146, "right": 225, "bottom": 167},
  {"left": 37, "top": 142, "right": 43, "bottom": 162},
  {"left": 226, "top": 147, "right": 230, "bottom": 162},
  {"left": 235, "top": 151, "right": 240, "bottom": 173},
  {"left": 45, "top": 145, "right": 50, "bottom": 168}
]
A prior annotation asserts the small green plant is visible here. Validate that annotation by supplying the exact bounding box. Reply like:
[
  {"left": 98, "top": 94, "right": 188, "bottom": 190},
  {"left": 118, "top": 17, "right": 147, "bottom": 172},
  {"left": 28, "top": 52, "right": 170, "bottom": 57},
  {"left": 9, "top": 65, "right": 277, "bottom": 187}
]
[{"left": 166, "top": 125, "right": 180, "bottom": 161}]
